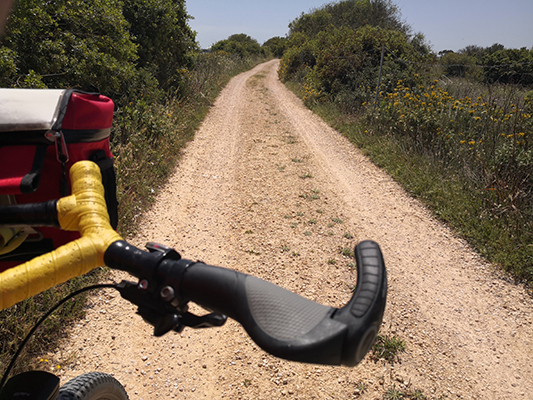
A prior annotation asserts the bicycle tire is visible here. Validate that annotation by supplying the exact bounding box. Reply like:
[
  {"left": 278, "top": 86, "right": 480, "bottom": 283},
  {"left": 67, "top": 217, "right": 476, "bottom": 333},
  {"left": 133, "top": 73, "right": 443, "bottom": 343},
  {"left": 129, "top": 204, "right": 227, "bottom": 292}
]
[{"left": 57, "top": 372, "right": 129, "bottom": 400}]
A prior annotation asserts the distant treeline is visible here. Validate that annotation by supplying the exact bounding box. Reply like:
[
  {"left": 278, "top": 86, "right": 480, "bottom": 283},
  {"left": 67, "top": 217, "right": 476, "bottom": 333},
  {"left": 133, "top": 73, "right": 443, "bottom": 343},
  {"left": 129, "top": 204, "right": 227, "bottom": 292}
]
[
  {"left": 439, "top": 45, "right": 533, "bottom": 85},
  {"left": 210, "top": 33, "right": 288, "bottom": 59}
]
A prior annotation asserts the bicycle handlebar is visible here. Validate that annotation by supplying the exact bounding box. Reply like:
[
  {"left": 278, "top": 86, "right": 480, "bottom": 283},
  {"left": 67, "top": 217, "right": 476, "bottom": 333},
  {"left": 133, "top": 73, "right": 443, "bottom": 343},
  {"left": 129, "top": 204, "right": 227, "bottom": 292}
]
[
  {"left": 180, "top": 241, "right": 386, "bottom": 366},
  {"left": 0, "top": 161, "right": 387, "bottom": 367},
  {"left": 104, "top": 239, "right": 386, "bottom": 366}
]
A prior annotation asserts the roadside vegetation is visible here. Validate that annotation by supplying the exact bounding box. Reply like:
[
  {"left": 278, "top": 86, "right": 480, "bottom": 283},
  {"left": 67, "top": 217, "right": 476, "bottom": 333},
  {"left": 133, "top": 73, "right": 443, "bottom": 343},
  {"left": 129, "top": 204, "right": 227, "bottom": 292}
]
[
  {"left": 1, "top": 0, "right": 531, "bottom": 390},
  {"left": 0, "top": 0, "right": 275, "bottom": 378},
  {"left": 279, "top": 0, "right": 533, "bottom": 287}
]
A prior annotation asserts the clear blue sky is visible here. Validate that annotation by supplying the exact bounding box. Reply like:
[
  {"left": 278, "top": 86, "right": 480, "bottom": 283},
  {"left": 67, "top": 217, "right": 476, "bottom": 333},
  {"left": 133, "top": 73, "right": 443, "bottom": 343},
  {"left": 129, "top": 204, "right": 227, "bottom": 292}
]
[{"left": 186, "top": 0, "right": 533, "bottom": 53}]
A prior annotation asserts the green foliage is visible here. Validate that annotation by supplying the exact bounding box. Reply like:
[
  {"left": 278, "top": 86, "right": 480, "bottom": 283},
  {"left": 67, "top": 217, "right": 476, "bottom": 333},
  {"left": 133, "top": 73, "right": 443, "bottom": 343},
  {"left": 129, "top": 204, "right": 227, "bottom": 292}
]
[
  {"left": 313, "top": 25, "right": 427, "bottom": 99},
  {"left": 377, "top": 77, "right": 532, "bottom": 235},
  {"left": 384, "top": 387, "right": 428, "bottom": 400},
  {"left": 280, "top": 0, "right": 432, "bottom": 111},
  {"left": 0, "top": 47, "right": 16, "bottom": 86},
  {"left": 439, "top": 44, "right": 533, "bottom": 85},
  {"left": 262, "top": 36, "right": 288, "bottom": 58},
  {"left": 371, "top": 334, "right": 406, "bottom": 363},
  {"left": 0, "top": 0, "right": 197, "bottom": 101},
  {"left": 483, "top": 47, "right": 533, "bottom": 85},
  {"left": 122, "top": 0, "right": 197, "bottom": 90},
  {"left": 1, "top": 0, "right": 140, "bottom": 98},
  {"left": 278, "top": 38, "right": 317, "bottom": 79},
  {"left": 289, "top": 0, "right": 410, "bottom": 38},
  {"left": 211, "top": 34, "right": 263, "bottom": 58},
  {"left": 440, "top": 51, "right": 476, "bottom": 78}
]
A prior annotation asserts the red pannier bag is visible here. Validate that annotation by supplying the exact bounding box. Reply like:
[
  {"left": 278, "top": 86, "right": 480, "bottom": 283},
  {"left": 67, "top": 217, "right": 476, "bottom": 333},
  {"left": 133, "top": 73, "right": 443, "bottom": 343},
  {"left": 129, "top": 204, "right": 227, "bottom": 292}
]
[{"left": 0, "top": 89, "right": 118, "bottom": 271}]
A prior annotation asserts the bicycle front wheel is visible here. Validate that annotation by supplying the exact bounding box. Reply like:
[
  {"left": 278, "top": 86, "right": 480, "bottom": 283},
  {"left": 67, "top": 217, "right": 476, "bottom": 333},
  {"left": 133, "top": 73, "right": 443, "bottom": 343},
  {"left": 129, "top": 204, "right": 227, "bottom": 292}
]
[{"left": 57, "top": 372, "right": 128, "bottom": 400}]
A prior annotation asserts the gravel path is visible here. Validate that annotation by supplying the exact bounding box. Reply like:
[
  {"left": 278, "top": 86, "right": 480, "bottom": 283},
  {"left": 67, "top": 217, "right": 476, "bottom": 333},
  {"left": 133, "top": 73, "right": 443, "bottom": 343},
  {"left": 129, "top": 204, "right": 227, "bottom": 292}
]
[{"left": 54, "top": 60, "right": 532, "bottom": 399}]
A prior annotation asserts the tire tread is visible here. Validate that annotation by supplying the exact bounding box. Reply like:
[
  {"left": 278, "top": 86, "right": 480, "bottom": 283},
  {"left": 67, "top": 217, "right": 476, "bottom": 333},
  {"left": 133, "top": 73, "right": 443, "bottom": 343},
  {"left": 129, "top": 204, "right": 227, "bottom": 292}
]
[{"left": 57, "top": 372, "right": 128, "bottom": 400}]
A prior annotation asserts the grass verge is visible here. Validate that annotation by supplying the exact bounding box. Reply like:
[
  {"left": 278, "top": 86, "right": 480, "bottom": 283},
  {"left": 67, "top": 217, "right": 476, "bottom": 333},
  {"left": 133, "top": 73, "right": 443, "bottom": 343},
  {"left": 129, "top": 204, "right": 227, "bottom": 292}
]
[
  {"left": 114, "top": 54, "right": 267, "bottom": 236},
  {"left": 290, "top": 89, "right": 532, "bottom": 288}
]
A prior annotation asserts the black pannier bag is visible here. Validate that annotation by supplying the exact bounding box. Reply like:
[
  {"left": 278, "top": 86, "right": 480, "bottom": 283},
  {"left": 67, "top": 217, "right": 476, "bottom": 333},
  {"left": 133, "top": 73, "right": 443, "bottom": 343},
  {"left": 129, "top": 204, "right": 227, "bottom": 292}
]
[{"left": 0, "top": 89, "right": 118, "bottom": 271}]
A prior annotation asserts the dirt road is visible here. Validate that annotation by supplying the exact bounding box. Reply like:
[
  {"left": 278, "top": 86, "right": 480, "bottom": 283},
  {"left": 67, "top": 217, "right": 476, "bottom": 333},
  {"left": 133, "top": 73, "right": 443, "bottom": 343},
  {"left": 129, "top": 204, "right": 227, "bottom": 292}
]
[{"left": 55, "top": 60, "right": 532, "bottom": 399}]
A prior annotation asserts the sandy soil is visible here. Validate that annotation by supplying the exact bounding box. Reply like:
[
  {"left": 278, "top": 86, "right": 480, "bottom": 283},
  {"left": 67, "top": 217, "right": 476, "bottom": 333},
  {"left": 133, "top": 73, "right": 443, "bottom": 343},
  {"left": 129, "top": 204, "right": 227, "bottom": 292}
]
[{"left": 53, "top": 60, "right": 532, "bottom": 399}]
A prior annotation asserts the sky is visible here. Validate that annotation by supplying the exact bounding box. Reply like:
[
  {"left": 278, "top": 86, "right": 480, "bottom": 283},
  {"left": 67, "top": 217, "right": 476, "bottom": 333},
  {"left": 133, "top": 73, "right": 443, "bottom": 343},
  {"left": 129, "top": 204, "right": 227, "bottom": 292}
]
[{"left": 186, "top": 0, "right": 533, "bottom": 53}]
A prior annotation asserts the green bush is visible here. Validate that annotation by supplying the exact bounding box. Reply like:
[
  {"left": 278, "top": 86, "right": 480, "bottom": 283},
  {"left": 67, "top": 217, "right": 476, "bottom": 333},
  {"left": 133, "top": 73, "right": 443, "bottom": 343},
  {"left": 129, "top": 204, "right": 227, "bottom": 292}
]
[
  {"left": 1, "top": 0, "right": 141, "bottom": 99},
  {"left": 280, "top": 0, "right": 433, "bottom": 111},
  {"left": 483, "top": 47, "right": 533, "bottom": 85},
  {"left": 440, "top": 52, "right": 477, "bottom": 78},
  {"left": 0, "top": 0, "right": 198, "bottom": 103},
  {"left": 280, "top": 25, "right": 432, "bottom": 111},
  {"left": 262, "top": 36, "right": 288, "bottom": 58},
  {"left": 288, "top": 0, "right": 409, "bottom": 38},
  {"left": 211, "top": 34, "right": 264, "bottom": 58},
  {"left": 122, "top": 0, "right": 197, "bottom": 90}
]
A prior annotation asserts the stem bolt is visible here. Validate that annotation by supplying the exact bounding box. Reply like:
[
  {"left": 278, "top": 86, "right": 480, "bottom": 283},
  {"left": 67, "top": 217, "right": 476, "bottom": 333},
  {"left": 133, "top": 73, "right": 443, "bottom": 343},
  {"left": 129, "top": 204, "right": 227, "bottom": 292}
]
[{"left": 160, "top": 286, "right": 175, "bottom": 302}]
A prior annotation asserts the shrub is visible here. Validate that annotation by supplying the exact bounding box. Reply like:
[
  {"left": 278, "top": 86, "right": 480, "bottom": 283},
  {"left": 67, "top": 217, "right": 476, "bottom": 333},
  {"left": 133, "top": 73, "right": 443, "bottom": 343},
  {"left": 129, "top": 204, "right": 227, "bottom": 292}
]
[
  {"left": 483, "top": 47, "right": 533, "bottom": 85},
  {"left": 1, "top": 0, "right": 140, "bottom": 99},
  {"left": 262, "top": 36, "right": 288, "bottom": 58},
  {"left": 440, "top": 52, "right": 477, "bottom": 78},
  {"left": 211, "top": 34, "right": 264, "bottom": 58}
]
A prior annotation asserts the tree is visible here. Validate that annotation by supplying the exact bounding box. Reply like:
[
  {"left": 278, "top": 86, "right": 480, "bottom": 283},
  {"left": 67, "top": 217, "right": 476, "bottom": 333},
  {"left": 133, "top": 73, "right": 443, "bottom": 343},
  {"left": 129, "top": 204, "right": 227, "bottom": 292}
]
[
  {"left": 0, "top": 0, "right": 139, "bottom": 98},
  {"left": 211, "top": 34, "right": 262, "bottom": 58},
  {"left": 310, "top": 25, "right": 424, "bottom": 96},
  {"left": 280, "top": 0, "right": 432, "bottom": 104},
  {"left": 438, "top": 50, "right": 454, "bottom": 57},
  {"left": 262, "top": 36, "right": 288, "bottom": 58},
  {"left": 288, "top": 0, "right": 410, "bottom": 39},
  {"left": 122, "top": 0, "right": 198, "bottom": 89}
]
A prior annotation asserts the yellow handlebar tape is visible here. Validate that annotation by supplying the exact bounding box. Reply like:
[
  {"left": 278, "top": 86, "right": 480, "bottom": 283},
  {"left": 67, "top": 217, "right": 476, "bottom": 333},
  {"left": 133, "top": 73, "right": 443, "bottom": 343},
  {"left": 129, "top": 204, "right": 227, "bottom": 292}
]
[{"left": 0, "top": 161, "right": 122, "bottom": 310}]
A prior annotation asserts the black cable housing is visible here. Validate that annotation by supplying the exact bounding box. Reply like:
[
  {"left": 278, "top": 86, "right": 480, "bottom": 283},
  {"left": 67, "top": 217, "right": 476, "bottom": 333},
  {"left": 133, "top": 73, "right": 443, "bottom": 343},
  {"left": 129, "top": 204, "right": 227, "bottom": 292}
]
[{"left": 0, "top": 283, "right": 118, "bottom": 390}]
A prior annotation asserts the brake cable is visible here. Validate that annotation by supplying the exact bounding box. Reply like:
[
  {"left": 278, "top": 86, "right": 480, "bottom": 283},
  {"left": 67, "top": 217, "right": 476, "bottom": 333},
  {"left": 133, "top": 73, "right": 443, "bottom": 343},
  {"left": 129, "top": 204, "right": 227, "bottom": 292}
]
[{"left": 0, "top": 283, "right": 118, "bottom": 391}]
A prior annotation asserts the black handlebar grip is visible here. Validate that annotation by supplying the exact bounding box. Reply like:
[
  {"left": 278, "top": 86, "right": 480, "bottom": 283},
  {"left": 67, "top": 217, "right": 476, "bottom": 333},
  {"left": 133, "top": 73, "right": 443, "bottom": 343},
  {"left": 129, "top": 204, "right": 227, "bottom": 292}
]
[
  {"left": 180, "top": 240, "right": 386, "bottom": 366},
  {"left": 333, "top": 240, "right": 387, "bottom": 366}
]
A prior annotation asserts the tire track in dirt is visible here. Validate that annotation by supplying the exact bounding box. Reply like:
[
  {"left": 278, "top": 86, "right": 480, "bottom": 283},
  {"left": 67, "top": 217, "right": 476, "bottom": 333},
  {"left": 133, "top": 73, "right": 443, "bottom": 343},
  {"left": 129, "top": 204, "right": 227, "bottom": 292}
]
[{"left": 54, "top": 60, "right": 532, "bottom": 399}]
